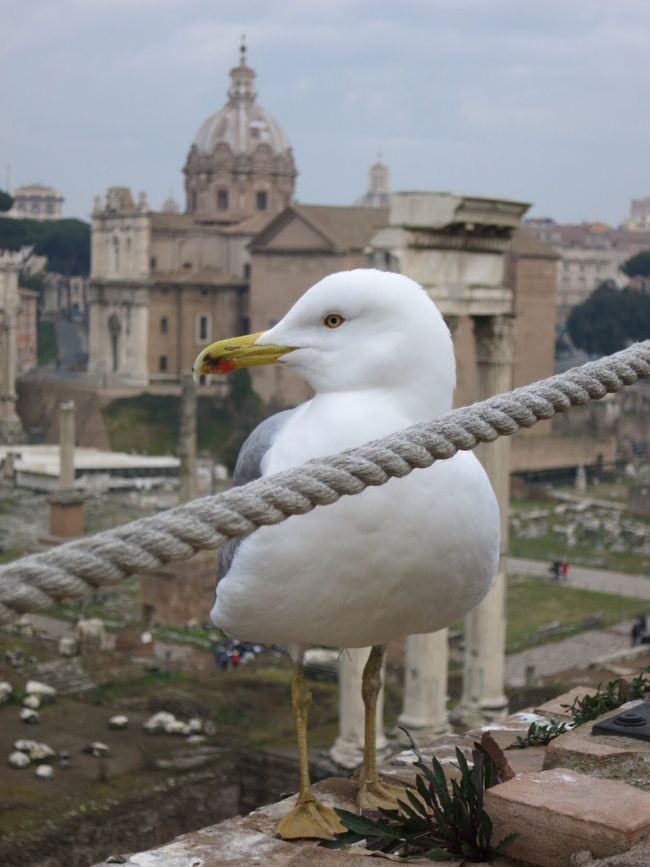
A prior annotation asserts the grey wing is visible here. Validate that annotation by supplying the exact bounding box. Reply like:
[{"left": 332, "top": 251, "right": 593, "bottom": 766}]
[{"left": 217, "top": 408, "right": 296, "bottom": 581}]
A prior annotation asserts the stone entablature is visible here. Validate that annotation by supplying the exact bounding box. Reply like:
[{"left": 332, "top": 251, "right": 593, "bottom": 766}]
[{"left": 371, "top": 192, "right": 529, "bottom": 321}]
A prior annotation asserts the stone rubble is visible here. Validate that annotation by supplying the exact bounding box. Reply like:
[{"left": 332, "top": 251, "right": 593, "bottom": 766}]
[
  {"left": 34, "top": 764, "right": 54, "bottom": 780},
  {"left": 25, "top": 679, "right": 57, "bottom": 699},
  {"left": 8, "top": 750, "right": 30, "bottom": 768},
  {"left": 20, "top": 707, "right": 39, "bottom": 724}
]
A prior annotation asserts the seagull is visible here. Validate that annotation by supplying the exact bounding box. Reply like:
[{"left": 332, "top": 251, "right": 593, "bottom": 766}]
[{"left": 193, "top": 269, "right": 499, "bottom": 840}]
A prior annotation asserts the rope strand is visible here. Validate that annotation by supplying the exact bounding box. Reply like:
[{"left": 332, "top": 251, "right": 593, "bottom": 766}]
[{"left": 1, "top": 340, "right": 649, "bottom": 624}]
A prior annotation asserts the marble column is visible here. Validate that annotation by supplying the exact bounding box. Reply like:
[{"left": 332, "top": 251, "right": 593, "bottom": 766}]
[
  {"left": 49, "top": 401, "right": 84, "bottom": 538},
  {"left": 397, "top": 629, "right": 450, "bottom": 744},
  {"left": 396, "top": 313, "right": 458, "bottom": 743},
  {"left": 455, "top": 315, "right": 514, "bottom": 726},
  {"left": 59, "top": 401, "right": 76, "bottom": 488},
  {"left": 329, "top": 647, "right": 388, "bottom": 770},
  {"left": 0, "top": 257, "right": 23, "bottom": 443},
  {"left": 178, "top": 373, "right": 197, "bottom": 503}
]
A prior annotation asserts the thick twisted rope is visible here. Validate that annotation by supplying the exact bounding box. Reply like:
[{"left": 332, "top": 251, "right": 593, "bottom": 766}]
[{"left": 1, "top": 340, "right": 649, "bottom": 625}]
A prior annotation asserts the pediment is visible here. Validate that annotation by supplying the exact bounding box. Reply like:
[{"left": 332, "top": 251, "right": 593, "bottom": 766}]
[{"left": 251, "top": 209, "right": 336, "bottom": 252}]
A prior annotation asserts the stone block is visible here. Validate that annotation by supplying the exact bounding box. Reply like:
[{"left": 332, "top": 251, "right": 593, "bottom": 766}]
[
  {"left": 485, "top": 769, "right": 650, "bottom": 867},
  {"left": 379, "top": 733, "right": 475, "bottom": 785},
  {"left": 466, "top": 710, "right": 552, "bottom": 751},
  {"left": 544, "top": 700, "right": 650, "bottom": 790},
  {"left": 504, "top": 744, "right": 547, "bottom": 777},
  {"left": 535, "top": 686, "right": 598, "bottom": 721}
]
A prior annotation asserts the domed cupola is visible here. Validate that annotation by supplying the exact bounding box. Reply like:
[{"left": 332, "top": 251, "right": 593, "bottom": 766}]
[{"left": 184, "top": 42, "right": 297, "bottom": 223}]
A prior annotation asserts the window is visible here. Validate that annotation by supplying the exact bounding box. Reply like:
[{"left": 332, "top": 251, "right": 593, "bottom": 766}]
[
  {"left": 159, "top": 355, "right": 168, "bottom": 372},
  {"left": 244, "top": 263, "right": 251, "bottom": 280},
  {"left": 45, "top": 200, "right": 54, "bottom": 214},
  {"left": 217, "top": 189, "right": 229, "bottom": 210},
  {"left": 256, "top": 191, "right": 268, "bottom": 211},
  {"left": 160, "top": 316, "right": 168, "bottom": 335},
  {"left": 150, "top": 256, "right": 157, "bottom": 269},
  {"left": 199, "top": 315, "right": 209, "bottom": 341},
  {"left": 32, "top": 201, "right": 40, "bottom": 214}
]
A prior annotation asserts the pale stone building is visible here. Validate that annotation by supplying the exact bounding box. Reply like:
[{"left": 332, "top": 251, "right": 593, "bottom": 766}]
[
  {"left": 7, "top": 184, "right": 64, "bottom": 221},
  {"left": 625, "top": 196, "right": 650, "bottom": 231},
  {"left": 525, "top": 218, "right": 650, "bottom": 323},
  {"left": 88, "top": 46, "right": 296, "bottom": 387},
  {"left": 41, "top": 274, "right": 88, "bottom": 319}
]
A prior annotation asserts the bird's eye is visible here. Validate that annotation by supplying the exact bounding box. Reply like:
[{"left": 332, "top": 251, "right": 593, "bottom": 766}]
[{"left": 323, "top": 313, "right": 345, "bottom": 329}]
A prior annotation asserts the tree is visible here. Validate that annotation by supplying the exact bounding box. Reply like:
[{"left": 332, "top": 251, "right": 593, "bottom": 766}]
[
  {"left": 0, "top": 189, "right": 13, "bottom": 212},
  {"left": 567, "top": 281, "right": 650, "bottom": 356},
  {"left": 0, "top": 217, "right": 90, "bottom": 275},
  {"left": 621, "top": 250, "right": 650, "bottom": 279}
]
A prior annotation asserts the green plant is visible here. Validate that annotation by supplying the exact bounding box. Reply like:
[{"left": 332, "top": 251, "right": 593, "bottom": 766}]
[
  {"left": 508, "top": 719, "right": 572, "bottom": 749},
  {"left": 324, "top": 730, "right": 517, "bottom": 862},
  {"left": 563, "top": 668, "right": 650, "bottom": 726}
]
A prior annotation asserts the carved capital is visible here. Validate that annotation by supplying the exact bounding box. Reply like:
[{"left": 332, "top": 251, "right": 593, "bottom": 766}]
[{"left": 472, "top": 315, "right": 514, "bottom": 365}]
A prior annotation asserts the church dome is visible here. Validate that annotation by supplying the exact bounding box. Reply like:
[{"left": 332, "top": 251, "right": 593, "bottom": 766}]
[
  {"left": 184, "top": 44, "right": 296, "bottom": 222},
  {"left": 192, "top": 47, "right": 291, "bottom": 157}
]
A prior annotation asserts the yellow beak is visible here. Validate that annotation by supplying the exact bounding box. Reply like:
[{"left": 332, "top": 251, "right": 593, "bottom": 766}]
[{"left": 192, "top": 332, "right": 295, "bottom": 376}]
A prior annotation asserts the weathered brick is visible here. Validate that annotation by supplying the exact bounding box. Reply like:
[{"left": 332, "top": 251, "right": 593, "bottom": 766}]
[
  {"left": 544, "top": 700, "right": 650, "bottom": 790},
  {"left": 485, "top": 769, "right": 650, "bottom": 867},
  {"left": 535, "top": 686, "right": 598, "bottom": 721}
]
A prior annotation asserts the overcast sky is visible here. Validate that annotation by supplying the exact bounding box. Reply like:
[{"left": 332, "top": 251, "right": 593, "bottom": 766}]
[{"left": 3, "top": 0, "right": 649, "bottom": 225}]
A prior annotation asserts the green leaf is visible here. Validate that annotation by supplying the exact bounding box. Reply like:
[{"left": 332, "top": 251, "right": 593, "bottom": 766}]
[
  {"left": 494, "top": 831, "right": 520, "bottom": 853},
  {"left": 425, "top": 847, "right": 456, "bottom": 861},
  {"left": 320, "top": 831, "right": 366, "bottom": 849},
  {"left": 335, "top": 809, "right": 406, "bottom": 841}
]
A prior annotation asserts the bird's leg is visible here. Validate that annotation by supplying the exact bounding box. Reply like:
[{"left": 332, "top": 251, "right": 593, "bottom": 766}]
[
  {"left": 358, "top": 645, "right": 407, "bottom": 812},
  {"left": 276, "top": 657, "right": 345, "bottom": 840}
]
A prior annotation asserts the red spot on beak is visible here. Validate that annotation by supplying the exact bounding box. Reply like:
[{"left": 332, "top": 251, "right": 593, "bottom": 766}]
[{"left": 213, "top": 358, "right": 236, "bottom": 374}]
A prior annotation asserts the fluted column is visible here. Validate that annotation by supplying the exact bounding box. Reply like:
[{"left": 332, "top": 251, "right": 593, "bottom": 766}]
[
  {"left": 329, "top": 647, "right": 388, "bottom": 770},
  {"left": 455, "top": 315, "right": 514, "bottom": 725},
  {"left": 398, "top": 629, "right": 449, "bottom": 744}
]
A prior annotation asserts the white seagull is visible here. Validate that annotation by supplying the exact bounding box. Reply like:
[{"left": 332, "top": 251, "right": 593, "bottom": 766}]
[{"left": 193, "top": 269, "right": 499, "bottom": 840}]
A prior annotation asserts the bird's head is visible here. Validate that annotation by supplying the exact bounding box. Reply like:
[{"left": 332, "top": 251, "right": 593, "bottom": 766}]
[{"left": 193, "top": 269, "right": 455, "bottom": 410}]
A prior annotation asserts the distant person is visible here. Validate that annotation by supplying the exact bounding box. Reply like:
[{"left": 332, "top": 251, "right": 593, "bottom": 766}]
[
  {"left": 631, "top": 615, "right": 646, "bottom": 646},
  {"left": 550, "top": 560, "right": 561, "bottom": 582},
  {"left": 560, "top": 560, "right": 569, "bottom": 582}
]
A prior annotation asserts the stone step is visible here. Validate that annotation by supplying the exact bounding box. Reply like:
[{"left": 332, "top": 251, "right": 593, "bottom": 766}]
[{"left": 29, "top": 658, "right": 96, "bottom": 695}]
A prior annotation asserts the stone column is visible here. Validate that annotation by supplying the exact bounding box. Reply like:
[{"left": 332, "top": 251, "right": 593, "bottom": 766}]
[
  {"left": 178, "top": 373, "right": 197, "bottom": 503},
  {"left": 396, "top": 314, "right": 458, "bottom": 744},
  {"left": 398, "top": 629, "right": 450, "bottom": 744},
  {"left": 329, "top": 647, "right": 388, "bottom": 770},
  {"left": 455, "top": 315, "right": 514, "bottom": 725},
  {"left": 59, "top": 401, "right": 75, "bottom": 488},
  {"left": 48, "top": 401, "right": 84, "bottom": 539},
  {"left": 0, "top": 256, "right": 23, "bottom": 443}
]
